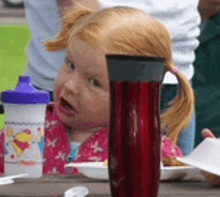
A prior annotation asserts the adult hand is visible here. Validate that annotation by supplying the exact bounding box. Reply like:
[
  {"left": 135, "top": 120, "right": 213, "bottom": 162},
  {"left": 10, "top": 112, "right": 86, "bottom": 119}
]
[
  {"left": 199, "top": 0, "right": 220, "bottom": 20},
  {"left": 201, "top": 128, "right": 220, "bottom": 188},
  {"left": 201, "top": 128, "right": 215, "bottom": 138}
]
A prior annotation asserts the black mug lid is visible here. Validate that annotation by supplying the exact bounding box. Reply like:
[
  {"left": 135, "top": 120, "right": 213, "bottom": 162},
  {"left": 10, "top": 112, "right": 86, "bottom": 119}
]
[{"left": 106, "top": 54, "right": 165, "bottom": 82}]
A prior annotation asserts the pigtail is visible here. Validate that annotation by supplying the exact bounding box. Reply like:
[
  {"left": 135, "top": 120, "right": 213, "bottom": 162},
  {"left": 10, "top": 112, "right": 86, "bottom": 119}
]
[
  {"left": 161, "top": 66, "right": 194, "bottom": 145},
  {"left": 44, "top": 5, "right": 94, "bottom": 52}
]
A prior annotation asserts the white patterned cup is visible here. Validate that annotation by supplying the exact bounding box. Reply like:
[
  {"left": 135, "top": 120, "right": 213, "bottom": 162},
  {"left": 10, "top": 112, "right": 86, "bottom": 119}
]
[{"left": 2, "top": 76, "right": 49, "bottom": 178}]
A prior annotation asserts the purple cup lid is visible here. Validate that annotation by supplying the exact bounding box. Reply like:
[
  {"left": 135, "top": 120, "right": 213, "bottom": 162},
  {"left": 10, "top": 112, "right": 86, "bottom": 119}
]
[{"left": 2, "top": 76, "right": 50, "bottom": 104}]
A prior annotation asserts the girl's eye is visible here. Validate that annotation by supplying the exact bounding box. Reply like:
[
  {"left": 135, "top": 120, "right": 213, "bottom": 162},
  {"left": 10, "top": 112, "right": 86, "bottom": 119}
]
[
  {"left": 69, "top": 62, "right": 75, "bottom": 70},
  {"left": 65, "top": 59, "right": 76, "bottom": 71},
  {"left": 89, "top": 78, "right": 101, "bottom": 87}
]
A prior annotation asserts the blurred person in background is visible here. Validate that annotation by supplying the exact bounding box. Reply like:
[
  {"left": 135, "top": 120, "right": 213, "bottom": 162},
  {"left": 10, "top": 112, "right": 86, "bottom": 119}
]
[
  {"left": 23, "top": 0, "right": 65, "bottom": 101},
  {"left": 193, "top": 0, "right": 220, "bottom": 146}
]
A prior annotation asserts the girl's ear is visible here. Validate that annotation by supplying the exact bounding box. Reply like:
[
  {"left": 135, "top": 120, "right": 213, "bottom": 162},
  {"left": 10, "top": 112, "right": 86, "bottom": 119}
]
[{"left": 44, "top": 5, "right": 93, "bottom": 52}]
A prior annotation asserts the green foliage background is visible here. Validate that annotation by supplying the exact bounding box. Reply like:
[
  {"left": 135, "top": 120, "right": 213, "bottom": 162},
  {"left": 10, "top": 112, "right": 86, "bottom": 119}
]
[{"left": 0, "top": 24, "right": 30, "bottom": 129}]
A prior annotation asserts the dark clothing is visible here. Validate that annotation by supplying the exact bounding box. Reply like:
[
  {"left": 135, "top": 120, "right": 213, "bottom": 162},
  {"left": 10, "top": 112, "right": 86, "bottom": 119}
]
[{"left": 193, "top": 12, "right": 220, "bottom": 146}]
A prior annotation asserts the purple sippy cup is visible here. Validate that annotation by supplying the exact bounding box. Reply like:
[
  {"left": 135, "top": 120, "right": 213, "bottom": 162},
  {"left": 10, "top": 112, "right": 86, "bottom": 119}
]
[{"left": 2, "top": 76, "right": 49, "bottom": 178}]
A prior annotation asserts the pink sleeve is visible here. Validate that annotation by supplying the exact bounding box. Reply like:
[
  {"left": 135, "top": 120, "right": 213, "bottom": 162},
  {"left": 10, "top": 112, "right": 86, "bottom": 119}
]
[
  {"left": 162, "top": 135, "right": 184, "bottom": 159},
  {"left": 0, "top": 129, "right": 5, "bottom": 174}
]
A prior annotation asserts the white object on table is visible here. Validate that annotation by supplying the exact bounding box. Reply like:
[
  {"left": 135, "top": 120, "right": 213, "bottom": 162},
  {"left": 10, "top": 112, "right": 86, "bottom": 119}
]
[
  {"left": 177, "top": 138, "right": 220, "bottom": 176},
  {"left": 66, "top": 162, "right": 108, "bottom": 180},
  {"left": 0, "top": 173, "right": 29, "bottom": 186},
  {"left": 160, "top": 166, "right": 197, "bottom": 180},
  {"left": 0, "top": 179, "right": 14, "bottom": 186},
  {"left": 64, "top": 186, "right": 89, "bottom": 197}
]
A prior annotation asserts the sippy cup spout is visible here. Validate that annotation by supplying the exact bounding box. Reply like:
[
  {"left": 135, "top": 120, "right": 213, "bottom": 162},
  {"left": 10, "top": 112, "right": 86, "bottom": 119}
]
[
  {"left": 18, "top": 76, "right": 32, "bottom": 84},
  {"left": 15, "top": 76, "right": 35, "bottom": 92}
]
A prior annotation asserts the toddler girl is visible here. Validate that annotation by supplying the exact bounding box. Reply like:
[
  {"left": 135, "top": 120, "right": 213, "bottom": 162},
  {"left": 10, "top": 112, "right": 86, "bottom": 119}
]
[{"left": 0, "top": 5, "right": 194, "bottom": 174}]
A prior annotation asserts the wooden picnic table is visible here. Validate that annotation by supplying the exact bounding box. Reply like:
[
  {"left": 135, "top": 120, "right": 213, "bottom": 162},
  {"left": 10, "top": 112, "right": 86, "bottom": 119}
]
[{"left": 0, "top": 169, "right": 219, "bottom": 197}]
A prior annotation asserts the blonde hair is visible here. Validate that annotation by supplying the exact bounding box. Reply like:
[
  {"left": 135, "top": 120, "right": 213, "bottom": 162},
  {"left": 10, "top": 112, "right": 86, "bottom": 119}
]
[{"left": 45, "top": 5, "right": 194, "bottom": 145}]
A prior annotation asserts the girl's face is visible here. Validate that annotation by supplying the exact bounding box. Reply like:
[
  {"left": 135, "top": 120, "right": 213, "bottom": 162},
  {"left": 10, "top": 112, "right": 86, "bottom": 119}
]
[{"left": 54, "top": 40, "right": 110, "bottom": 131}]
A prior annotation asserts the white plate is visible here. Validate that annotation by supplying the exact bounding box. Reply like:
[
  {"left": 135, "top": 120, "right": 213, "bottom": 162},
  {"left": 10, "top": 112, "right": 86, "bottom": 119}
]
[
  {"left": 0, "top": 173, "right": 29, "bottom": 186},
  {"left": 160, "top": 166, "right": 196, "bottom": 180},
  {"left": 66, "top": 162, "right": 196, "bottom": 181},
  {"left": 0, "top": 179, "right": 14, "bottom": 186},
  {"left": 66, "top": 162, "right": 108, "bottom": 180}
]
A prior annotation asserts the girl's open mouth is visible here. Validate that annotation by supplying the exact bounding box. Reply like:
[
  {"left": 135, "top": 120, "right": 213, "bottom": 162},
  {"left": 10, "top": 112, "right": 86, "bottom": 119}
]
[
  {"left": 61, "top": 98, "right": 73, "bottom": 110},
  {"left": 57, "top": 97, "right": 77, "bottom": 116}
]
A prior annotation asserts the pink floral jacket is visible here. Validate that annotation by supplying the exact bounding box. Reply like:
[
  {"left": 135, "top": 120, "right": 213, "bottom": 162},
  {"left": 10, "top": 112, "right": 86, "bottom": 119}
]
[
  {"left": 0, "top": 103, "right": 183, "bottom": 175},
  {"left": 42, "top": 103, "right": 108, "bottom": 175}
]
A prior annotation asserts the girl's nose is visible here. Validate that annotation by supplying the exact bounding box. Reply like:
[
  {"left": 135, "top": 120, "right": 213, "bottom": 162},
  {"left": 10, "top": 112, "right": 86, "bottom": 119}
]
[{"left": 63, "top": 76, "right": 80, "bottom": 95}]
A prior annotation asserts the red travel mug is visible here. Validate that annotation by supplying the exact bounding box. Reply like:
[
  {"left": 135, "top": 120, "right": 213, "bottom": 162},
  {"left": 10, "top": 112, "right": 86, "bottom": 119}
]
[{"left": 106, "top": 54, "right": 165, "bottom": 197}]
